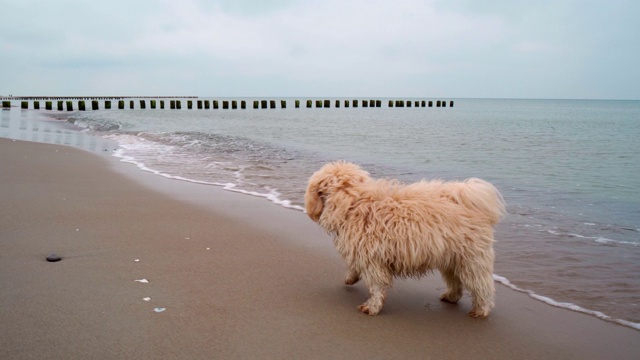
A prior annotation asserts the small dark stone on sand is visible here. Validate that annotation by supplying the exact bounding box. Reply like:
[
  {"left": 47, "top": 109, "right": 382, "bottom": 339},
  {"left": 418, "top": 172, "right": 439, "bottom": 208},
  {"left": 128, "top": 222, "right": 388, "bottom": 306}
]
[{"left": 46, "top": 254, "right": 61, "bottom": 262}]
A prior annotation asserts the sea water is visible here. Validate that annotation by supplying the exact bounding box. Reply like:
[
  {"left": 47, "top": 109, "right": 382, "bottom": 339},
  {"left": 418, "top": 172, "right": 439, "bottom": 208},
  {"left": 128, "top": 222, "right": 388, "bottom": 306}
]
[{"left": 2, "top": 98, "right": 639, "bottom": 329}]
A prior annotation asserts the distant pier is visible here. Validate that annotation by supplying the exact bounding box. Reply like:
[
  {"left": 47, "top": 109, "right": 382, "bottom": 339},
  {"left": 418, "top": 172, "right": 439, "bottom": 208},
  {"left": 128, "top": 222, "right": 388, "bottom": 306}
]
[{"left": 1, "top": 96, "right": 454, "bottom": 110}]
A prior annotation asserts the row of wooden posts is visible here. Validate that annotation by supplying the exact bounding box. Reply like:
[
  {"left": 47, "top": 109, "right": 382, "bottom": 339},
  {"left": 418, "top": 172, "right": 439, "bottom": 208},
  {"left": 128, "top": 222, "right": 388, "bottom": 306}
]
[
  {"left": 2, "top": 99, "right": 454, "bottom": 111},
  {"left": 0, "top": 96, "right": 197, "bottom": 100}
]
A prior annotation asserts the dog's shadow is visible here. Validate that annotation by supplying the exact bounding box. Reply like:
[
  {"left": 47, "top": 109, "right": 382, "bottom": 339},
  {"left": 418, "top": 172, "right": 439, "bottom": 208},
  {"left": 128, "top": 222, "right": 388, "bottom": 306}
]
[{"left": 340, "top": 279, "right": 474, "bottom": 320}]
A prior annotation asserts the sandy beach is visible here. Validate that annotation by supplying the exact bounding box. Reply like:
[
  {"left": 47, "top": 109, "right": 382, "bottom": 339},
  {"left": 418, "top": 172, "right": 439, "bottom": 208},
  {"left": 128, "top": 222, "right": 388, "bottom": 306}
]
[{"left": 1, "top": 137, "right": 638, "bottom": 359}]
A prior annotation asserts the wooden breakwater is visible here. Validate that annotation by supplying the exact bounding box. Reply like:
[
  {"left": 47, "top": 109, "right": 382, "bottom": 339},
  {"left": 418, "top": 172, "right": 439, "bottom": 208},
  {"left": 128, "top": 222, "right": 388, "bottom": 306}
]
[{"left": 1, "top": 96, "right": 454, "bottom": 110}]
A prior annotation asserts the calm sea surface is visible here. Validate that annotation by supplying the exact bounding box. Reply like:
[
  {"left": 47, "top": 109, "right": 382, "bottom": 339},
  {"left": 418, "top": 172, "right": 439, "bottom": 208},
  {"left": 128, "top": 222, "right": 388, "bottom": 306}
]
[{"left": 2, "top": 98, "right": 639, "bottom": 329}]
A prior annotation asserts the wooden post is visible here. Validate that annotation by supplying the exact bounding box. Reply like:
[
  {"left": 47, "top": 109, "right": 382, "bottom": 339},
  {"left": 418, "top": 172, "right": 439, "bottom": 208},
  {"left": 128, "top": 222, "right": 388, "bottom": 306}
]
[
  {"left": 316, "top": 100, "right": 322, "bottom": 108},
  {"left": 389, "top": 100, "right": 394, "bottom": 107},
  {"left": 450, "top": 100, "right": 454, "bottom": 107},
  {"left": 323, "top": 100, "right": 330, "bottom": 108},
  {"left": 150, "top": 100, "right": 156, "bottom": 109},
  {"left": 57, "top": 101, "right": 64, "bottom": 111},
  {"left": 295, "top": 100, "right": 300, "bottom": 108},
  {"left": 421, "top": 100, "right": 426, "bottom": 107},
  {"left": 46, "top": 101, "right": 52, "bottom": 110},
  {"left": 241, "top": 100, "right": 246, "bottom": 109},
  {"left": 261, "top": 100, "right": 268, "bottom": 109},
  {"left": 270, "top": 100, "right": 276, "bottom": 109},
  {"left": 213, "top": 100, "right": 219, "bottom": 109},
  {"left": 176, "top": 100, "right": 181, "bottom": 109},
  {"left": 335, "top": 100, "right": 340, "bottom": 108},
  {"left": 232, "top": 100, "right": 237, "bottom": 109},
  {"left": 105, "top": 100, "right": 112, "bottom": 109},
  {"left": 345, "top": 100, "right": 350, "bottom": 108},
  {"left": 21, "top": 101, "right": 28, "bottom": 109},
  {"left": 306, "top": 100, "right": 312, "bottom": 108},
  {"left": 119, "top": 100, "right": 125, "bottom": 109},
  {"left": 2, "top": 101, "right": 10, "bottom": 108},
  {"left": 428, "top": 101, "right": 433, "bottom": 107},
  {"left": 407, "top": 101, "right": 412, "bottom": 108},
  {"left": 34, "top": 101, "right": 40, "bottom": 110},
  {"left": 223, "top": 100, "right": 229, "bottom": 109},
  {"left": 442, "top": 100, "right": 447, "bottom": 107},
  {"left": 130, "top": 100, "right": 134, "bottom": 109},
  {"left": 363, "top": 100, "right": 368, "bottom": 108},
  {"left": 197, "top": 100, "right": 202, "bottom": 109},
  {"left": 79, "top": 101, "right": 86, "bottom": 111},
  {"left": 65, "top": 101, "right": 72, "bottom": 111},
  {"left": 253, "top": 100, "right": 259, "bottom": 109},
  {"left": 170, "top": 100, "right": 175, "bottom": 109},
  {"left": 436, "top": 100, "right": 441, "bottom": 107},
  {"left": 353, "top": 100, "right": 358, "bottom": 108},
  {"left": 281, "top": 100, "right": 286, "bottom": 109},
  {"left": 187, "top": 100, "right": 193, "bottom": 109},
  {"left": 204, "top": 100, "right": 210, "bottom": 109},
  {"left": 395, "top": 100, "right": 404, "bottom": 107},
  {"left": 140, "top": 100, "right": 146, "bottom": 109},
  {"left": 376, "top": 100, "right": 381, "bottom": 108},
  {"left": 160, "top": 100, "right": 165, "bottom": 109},
  {"left": 370, "top": 100, "right": 376, "bottom": 107},
  {"left": 92, "top": 100, "right": 99, "bottom": 110}
]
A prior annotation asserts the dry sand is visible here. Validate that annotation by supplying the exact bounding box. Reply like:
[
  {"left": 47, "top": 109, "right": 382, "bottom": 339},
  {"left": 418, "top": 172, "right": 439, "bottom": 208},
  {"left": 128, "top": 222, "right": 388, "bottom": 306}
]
[{"left": 1, "top": 138, "right": 638, "bottom": 359}]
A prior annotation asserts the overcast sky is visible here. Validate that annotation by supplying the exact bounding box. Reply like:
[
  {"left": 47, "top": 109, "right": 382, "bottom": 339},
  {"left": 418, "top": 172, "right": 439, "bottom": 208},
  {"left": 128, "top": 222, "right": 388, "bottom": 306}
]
[{"left": 1, "top": 0, "right": 638, "bottom": 99}]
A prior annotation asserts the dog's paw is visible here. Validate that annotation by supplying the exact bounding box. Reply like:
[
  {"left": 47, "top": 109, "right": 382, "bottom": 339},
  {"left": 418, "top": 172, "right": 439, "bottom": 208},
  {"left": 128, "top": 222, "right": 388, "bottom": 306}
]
[
  {"left": 358, "top": 300, "right": 382, "bottom": 316},
  {"left": 344, "top": 270, "right": 360, "bottom": 285},
  {"left": 439, "top": 292, "right": 462, "bottom": 304},
  {"left": 468, "top": 308, "right": 490, "bottom": 318},
  {"left": 344, "top": 275, "right": 360, "bottom": 285},
  {"left": 357, "top": 303, "right": 381, "bottom": 316}
]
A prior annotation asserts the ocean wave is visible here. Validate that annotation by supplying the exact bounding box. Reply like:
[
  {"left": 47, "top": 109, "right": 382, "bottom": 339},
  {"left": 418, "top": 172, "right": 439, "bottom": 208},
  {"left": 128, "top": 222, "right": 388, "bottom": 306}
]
[
  {"left": 68, "top": 114, "right": 125, "bottom": 132},
  {"left": 110, "top": 143, "right": 305, "bottom": 212},
  {"left": 493, "top": 274, "right": 640, "bottom": 331},
  {"left": 544, "top": 229, "right": 639, "bottom": 247}
]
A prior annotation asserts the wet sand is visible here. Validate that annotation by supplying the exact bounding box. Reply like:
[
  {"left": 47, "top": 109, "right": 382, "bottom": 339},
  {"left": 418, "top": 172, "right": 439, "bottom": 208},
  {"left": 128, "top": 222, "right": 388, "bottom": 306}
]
[{"left": 1, "top": 138, "right": 638, "bottom": 359}]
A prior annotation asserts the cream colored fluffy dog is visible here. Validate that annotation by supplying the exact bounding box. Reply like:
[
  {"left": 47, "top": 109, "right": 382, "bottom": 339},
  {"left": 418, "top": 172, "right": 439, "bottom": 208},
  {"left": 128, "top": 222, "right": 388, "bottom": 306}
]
[{"left": 305, "top": 161, "right": 506, "bottom": 318}]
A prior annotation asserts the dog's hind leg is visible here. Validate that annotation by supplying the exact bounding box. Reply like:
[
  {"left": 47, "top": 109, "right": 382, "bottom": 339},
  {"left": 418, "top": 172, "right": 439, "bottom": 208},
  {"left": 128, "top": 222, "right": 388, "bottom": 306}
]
[
  {"left": 439, "top": 268, "right": 463, "bottom": 304},
  {"left": 357, "top": 266, "right": 391, "bottom": 315},
  {"left": 344, "top": 268, "right": 360, "bottom": 285},
  {"left": 459, "top": 262, "right": 495, "bottom": 318}
]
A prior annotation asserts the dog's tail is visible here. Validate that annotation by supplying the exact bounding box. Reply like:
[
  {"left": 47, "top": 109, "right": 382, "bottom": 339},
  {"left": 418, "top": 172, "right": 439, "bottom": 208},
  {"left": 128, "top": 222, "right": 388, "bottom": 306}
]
[{"left": 459, "top": 178, "right": 506, "bottom": 225}]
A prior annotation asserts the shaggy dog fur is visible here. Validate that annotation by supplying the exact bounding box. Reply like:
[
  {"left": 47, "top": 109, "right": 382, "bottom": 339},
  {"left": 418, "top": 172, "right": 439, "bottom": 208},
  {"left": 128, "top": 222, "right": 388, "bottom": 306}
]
[{"left": 305, "top": 161, "right": 506, "bottom": 317}]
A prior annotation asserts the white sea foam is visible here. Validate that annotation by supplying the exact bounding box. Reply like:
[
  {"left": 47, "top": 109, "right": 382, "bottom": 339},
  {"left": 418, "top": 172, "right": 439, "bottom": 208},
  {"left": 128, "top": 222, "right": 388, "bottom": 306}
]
[
  {"left": 493, "top": 274, "right": 640, "bottom": 331},
  {"left": 109, "top": 137, "right": 305, "bottom": 212},
  {"left": 594, "top": 237, "right": 639, "bottom": 246},
  {"left": 544, "top": 229, "right": 638, "bottom": 247}
]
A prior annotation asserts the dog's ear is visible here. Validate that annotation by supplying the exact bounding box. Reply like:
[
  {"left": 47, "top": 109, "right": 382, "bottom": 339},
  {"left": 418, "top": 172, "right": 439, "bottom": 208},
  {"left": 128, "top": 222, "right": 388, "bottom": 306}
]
[{"left": 304, "top": 181, "right": 324, "bottom": 222}]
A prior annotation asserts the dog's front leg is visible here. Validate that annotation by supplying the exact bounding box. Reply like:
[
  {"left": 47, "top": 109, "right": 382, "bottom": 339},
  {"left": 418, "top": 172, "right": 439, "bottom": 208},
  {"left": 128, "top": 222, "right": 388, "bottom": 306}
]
[
  {"left": 357, "top": 283, "right": 387, "bottom": 315},
  {"left": 357, "top": 268, "right": 391, "bottom": 315}
]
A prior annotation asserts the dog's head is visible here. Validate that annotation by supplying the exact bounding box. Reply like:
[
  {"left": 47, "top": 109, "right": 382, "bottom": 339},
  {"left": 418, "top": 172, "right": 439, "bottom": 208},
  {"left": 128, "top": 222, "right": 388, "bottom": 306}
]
[{"left": 304, "top": 161, "right": 370, "bottom": 222}]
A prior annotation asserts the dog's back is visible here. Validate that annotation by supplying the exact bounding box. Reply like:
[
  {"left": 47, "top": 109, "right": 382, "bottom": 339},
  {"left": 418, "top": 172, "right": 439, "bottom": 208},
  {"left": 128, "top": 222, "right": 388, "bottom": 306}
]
[{"left": 370, "top": 177, "right": 506, "bottom": 226}]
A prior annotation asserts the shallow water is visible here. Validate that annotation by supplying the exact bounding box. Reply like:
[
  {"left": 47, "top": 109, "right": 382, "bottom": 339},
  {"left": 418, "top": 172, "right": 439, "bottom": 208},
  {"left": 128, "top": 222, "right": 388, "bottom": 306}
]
[{"left": 2, "top": 98, "right": 639, "bottom": 329}]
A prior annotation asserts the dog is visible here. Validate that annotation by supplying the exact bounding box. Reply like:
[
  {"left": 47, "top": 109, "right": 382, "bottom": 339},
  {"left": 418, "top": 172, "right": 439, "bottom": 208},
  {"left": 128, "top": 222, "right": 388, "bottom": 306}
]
[{"left": 305, "top": 161, "right": 506, "bottom": 317}]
